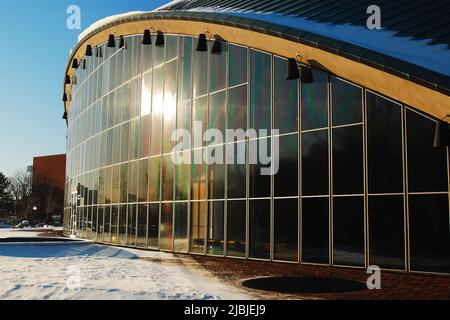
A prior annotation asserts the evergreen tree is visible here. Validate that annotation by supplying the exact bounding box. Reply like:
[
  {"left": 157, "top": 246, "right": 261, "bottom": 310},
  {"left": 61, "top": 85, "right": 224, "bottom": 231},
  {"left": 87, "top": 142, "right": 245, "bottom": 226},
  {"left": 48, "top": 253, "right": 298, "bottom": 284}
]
[{"left": 0, "top": 172, "right": 13, "bottom": 214}]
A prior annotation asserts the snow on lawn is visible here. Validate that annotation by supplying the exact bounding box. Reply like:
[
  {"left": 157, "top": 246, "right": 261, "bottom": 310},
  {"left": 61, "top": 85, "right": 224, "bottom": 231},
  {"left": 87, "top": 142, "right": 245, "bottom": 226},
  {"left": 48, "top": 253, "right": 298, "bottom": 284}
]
[{"left": 0, "top": 237, "right": 250, "bottom": 300}]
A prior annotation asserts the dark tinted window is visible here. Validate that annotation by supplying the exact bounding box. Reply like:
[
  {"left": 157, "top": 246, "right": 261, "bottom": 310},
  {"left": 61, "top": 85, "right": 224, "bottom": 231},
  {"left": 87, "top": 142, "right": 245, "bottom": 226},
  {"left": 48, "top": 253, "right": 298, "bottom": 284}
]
[
  {"left": 274, "top": 57, "right": 298, "bottom": 134},
  {"left": 367, "top": 93, "right": 403, "bottom": 193},
  {"left": 331, "top": 76, "right": 362, "bottom": 125},
  {"left": 368, "top": 195, "right": 405, "bottom": 270},
  {"left": 302, "top": 197, "right": 329, "bottom": 264},
  {"left": 302, "top": 130, "right": 328, "bottom": 196},
  {"left": 274, "top": 199, "right": 298, "bottom": 261},
  {"left": 250, "top": 50, "right": 271, "bottom": 136},
  {"left": 409, "top": 195, "right": 450, "bottom": 273},
  {"left": 301, "top": 69, "right": 328, "bottom": 130},
  {"left": 333, "top": 196, "right": 365, "bottom": 266},
  {"left": 275, "top": 134, "right": 298, "bottom": 197},
  {"left": 226, "top": 200, "right": 246, "bottom": 257},
  {"left": 207, "top": 201, "right": 224, "bottom": 255},
  {"left": 249, "top": 199, "right": 270, "bottom": 259}
]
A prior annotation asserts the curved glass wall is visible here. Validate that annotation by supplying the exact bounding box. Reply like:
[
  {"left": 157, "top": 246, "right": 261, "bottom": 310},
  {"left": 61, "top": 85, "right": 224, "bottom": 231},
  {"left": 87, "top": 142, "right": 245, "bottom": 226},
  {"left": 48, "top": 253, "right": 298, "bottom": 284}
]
[{"left": 63, "top": 33, "right": 449, "bottom": 274}]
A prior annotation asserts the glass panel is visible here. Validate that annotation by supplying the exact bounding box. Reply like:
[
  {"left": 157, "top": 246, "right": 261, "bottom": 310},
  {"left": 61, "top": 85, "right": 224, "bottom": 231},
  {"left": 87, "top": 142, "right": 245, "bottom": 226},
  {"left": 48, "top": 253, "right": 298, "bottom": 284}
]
[
  {"left": 249, "top": 199, "right": 270, "bottom": 259},
  {"left": 165, "top": 35, "right": 178, "bottom": 61},
  {"left": 331, "top": 76, "right": 362, "bottom": 125},
  {"left": 127, "top": 204, "right": 136, "bottom": 246},
  {"left": 226, "top": 141, "right": 246, "bottom": 199},
  {"left": 250, "top": 50, "right": 271, "bottom": 136},
  {"left": 274, "top": 198, "right": 298, "bottom": 262},
  {"left": 275, "top": 134, "right": 298, "bottom": 197},
  {"left": 207, "top": 201, "right": 224, "bottom": 255},
  {"left": 163, "top": 60, "right": 177, "bottom": 154},
  {"left": 120, "top": 122, "right": 129, "bottom": 163},
  {"left": 229, "top": 44, "right": 247, "bottom": 87},
  {"left": 178, "top": 36, "right": 192, "bottom": 102},
  {"left": 302, "top": 197, "right": 329, "bottom": 264},
  {"left": 175, "top": 151, "right": 190, "bottom": 200},
  {"left": 151, "top": 66, "right": 164, "bottom": 156},
  {"left": 209, "top": 40, "right": 227, "bottom": 92},
  {"left": 106, "top": 129, "right": 113, "bottom": 166},
  {"left": 367, "top": 92, "right": 403, "bottom": 193},
  {"left": 332, "top": 125, "right": 364, "bottom": 195},
  {"left": 148, "top": 157, "right": 161, "bottom": 201},
  {"left": 274, "top": 57, "right": 298, "bottom": 134},
  {"left": 406, "top": 110, "right": 448, "bottom": 192},
  {"left": 141, "top": 71, "right": 152, "bottom": 117},
  {"left": 190, "top": 201, "right": 206, "bottom": 253},
  {"left": 147, "top": 203, "right": 159, "bottom": 248},
  {"left": 127, "top": 161, "right": 137, "bottom": 202},
  {"left": 137, "top": 204, "right": 148, "bottom": 247},
  {"left": 142, "top": 42, "right": 153, "bottom": 73},
  {"left": 409, "top": 194, "right": 450, "bottom": 273},
  {"left": 110, "top": 205, "right": 119, "bottom": 244},
  {"left": 97, "top": 206, "right": 104, "bottom": 242},
  {"left": 118, "top": 204, "right": 127, "bottom": 245},
  {"left": 174, "top": 202, "right": 188, "bottom": 252},
  {"left": 301, "top": 69, "right": 328, "bottom": 130},
  {"left": 226, "top": 200, "right": 246, "bottom": 257},
  {"left": 192, "top": 37, "right": 208, "bottom": 97},
  {"left": 191, "top": 156, "right": 206, "bottom": 200},
  {"left": 301, "top": 130, "right": 328, "bottom": 196},
  {"left": 154, "top": 35, "right": 165, "bottom": 66},
  {"left": 227, "top": 84, "right": 247, "bottom": 133},
  {"left": 208, "top": 149, "right": 225, "bottom": 200},
  {"left": 161, "top": 154, "right": 173, "bottom": 201},
  {"left": 120, "top": 163, "right": 128, "bottom": 203},
  {"left": 333, "top": 196, "right": 365, "bottom": 267},
  {"left": 249, "top": 138, "right": 271, "bottom": 198},
  {"left": 128, "top": 118, "right": 139, "bottom": 160},
  {"left": 208, "top": 91, "right": 226, "bottom": 136},
  {"left": 111, "top": 165, "right": 120, "bottom": 203},
  {"left": 192, "top": 97, "right": 207, "bottom": 147},
  {"left": 140, "top": 115, "right": 150, "bottom": 158},
  {"left": 160, "top": 203, "right": 173, "bottom": 251},
  {"left": 138, "top": 159, "right": 148, "bottom": 202},
  {"left": 103, "top": 206, "right": 111, "bottom": 243},
  {"left": 104, "top": 166, "right": 112, "bottom": 204},
  {"left": 368, "top": 195, "right": 405, "bottom": 270}
]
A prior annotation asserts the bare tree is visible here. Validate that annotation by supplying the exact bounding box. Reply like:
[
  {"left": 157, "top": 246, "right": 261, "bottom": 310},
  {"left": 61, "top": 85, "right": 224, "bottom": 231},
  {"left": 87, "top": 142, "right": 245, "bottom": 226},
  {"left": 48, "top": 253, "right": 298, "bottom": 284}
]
[{"left": 9, "top": 168, "right": 33, "bottom": 219}]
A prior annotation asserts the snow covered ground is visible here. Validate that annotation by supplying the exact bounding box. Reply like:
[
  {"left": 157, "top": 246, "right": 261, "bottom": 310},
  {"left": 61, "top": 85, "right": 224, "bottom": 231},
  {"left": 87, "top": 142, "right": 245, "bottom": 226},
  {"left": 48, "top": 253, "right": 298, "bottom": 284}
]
[{"left": 0, "top": 230, "right": 251, "bottom": 300}]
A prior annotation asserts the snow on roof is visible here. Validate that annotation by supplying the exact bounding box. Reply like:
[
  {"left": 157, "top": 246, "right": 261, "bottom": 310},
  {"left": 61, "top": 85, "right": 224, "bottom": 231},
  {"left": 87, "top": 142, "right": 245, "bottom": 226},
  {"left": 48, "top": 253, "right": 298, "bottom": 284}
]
[
  {"left": 77, "top": 11, "right": 146, "bottom": 42},
  {"left": 189, "top": 8, "right": 450, "bottom": 77}
]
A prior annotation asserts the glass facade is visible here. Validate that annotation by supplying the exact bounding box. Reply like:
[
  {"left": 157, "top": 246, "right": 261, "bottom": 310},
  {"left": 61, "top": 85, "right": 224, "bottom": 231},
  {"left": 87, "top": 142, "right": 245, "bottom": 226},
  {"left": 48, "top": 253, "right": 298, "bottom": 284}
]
[{"left": 64, "top": 33, "right": 449, "bottom": 274}]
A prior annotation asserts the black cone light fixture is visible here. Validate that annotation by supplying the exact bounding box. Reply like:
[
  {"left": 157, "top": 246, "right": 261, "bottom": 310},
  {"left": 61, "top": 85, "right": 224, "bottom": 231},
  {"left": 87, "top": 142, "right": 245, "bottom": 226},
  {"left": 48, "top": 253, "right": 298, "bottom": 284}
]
[
  {"left": 286, "top": 55, "right": 313, "bottom": 83},
  {"left": 211, "top": 39, "right": 222, "bottom": 55},
  {"left": 107, "top": 34, "right": 116, "bottom": 48},
  {"left": 142, "top": 29, "right": 152, "bottom": 45},
  {"left": 62, "top": 93, "right": 68, "bottom": 102},
  {"left": 71, "top": 58, "right": 78, "bottom": 69},
  {"left": 65, "top": 75, "right": 71, "bottom": 84},
  {"left": 85, "top": 44, "right": 93, "bottom": 56},
  {"left": 62, "top": 112, "right": 67, "bottom": 120},
  {"left": 286, "top": 58, "right": 300, "bottom": 80},
  {"left": 196, "top": 33, "right": 207, "bottom": 52},
  {"left": 155, "top": 31, "right": 164, "bottom": 47},
  {"left": 96, "top": 46, "right": 103, "bottom": 58},
  {"left": 301, "top": 65, "right": 314, "bottom": 83},
  {"left": 433, "top": 116, "right": 450, "bottom": 148},
  {"left": 119, "top": 36, "right": 125, "bottom": 49}
]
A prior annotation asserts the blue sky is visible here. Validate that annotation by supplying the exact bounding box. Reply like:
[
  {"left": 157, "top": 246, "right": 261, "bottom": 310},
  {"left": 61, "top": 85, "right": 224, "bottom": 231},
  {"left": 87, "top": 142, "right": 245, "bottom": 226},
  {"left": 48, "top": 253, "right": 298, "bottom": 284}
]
[{"left": 0, "top": 0, "right": 171, "bottom": 176}]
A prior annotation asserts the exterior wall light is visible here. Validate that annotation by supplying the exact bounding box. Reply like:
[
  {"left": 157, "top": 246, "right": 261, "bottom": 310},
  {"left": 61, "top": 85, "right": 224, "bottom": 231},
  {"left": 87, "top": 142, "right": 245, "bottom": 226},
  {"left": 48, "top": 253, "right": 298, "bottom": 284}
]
[
  {"left": 107, "top": 34, "right": 116, "bottom": 48},
  {"left": 62, "top": 112, "right": 67, "bottom": 120},
  {"left": 62, "top": 93, "right": 68, "bottom": 102},
  {"left": 95, "top": 46, "right": 103, "bottom": 58},
  {"left": 142, "top": 30, "right": 152, "bottom": 45},
  {"left": 71, "top": 58, "right": 78, "bottom": 69},
  {"left": 196, "top": 33, "right": 208, "bottom": 52},
  {"left": 85, "top": 44, "right": 93, "bottom": 56},
  {"left": 155, "top": 31, "right": 165, "bottom": 47},
  {"left": 286, "top": 55, "right": 313, "bottom": 83},
  {"left": 433, "top": 115, "right": 450, "bottom": 148},
  {"left": 211, "top": 39, "right": 222, "bottom": 55},
  {"left": 119, "top": 36, "right": 125, "bottom": 49},
  {"left": 65, "top": 75, "right": 71, "bottom": 84}
]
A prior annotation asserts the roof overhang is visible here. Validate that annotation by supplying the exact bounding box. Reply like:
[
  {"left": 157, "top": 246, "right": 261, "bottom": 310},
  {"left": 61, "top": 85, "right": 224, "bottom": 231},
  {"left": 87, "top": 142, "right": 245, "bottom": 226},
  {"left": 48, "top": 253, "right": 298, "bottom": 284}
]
[{"left": 63, "top": 11, "right": 450, "bottom": 123}]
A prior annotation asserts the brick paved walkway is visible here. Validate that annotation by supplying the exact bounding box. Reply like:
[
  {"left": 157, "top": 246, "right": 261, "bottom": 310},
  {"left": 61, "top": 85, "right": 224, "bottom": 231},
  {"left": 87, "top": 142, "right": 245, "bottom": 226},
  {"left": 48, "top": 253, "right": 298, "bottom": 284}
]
[{"left": 181, "top": 255, "right": 450, "bottom": 300}]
